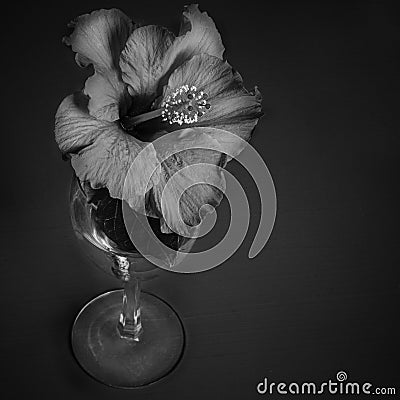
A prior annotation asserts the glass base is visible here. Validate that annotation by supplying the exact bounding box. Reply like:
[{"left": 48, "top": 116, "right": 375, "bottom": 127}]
[{"left": 71, "top": 290, "right": 185, "bottom": 388}]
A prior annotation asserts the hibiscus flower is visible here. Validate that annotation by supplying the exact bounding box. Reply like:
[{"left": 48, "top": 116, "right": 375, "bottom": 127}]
[{"left": 55, "top": 5, "right": 262, "bottom": 239}]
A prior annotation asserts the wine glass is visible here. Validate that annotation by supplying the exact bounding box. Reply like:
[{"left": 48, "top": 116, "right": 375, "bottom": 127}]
[{"left": 69, "top": 174, "right": 195, "bottom": 388}]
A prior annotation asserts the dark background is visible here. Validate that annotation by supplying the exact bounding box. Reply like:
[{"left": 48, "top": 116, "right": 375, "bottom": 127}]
[{"left": 1, "top": 0, "right": 399, "bottom": 399}]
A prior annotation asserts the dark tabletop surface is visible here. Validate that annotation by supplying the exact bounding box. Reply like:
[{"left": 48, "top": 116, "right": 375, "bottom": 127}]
[{"left": 1, "top": 1, "right": 399, "bottom": 399}]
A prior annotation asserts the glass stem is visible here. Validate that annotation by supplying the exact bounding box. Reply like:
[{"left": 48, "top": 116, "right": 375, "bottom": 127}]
[{"left": 118, "top": 275, "right": 143, "bottom": 341}]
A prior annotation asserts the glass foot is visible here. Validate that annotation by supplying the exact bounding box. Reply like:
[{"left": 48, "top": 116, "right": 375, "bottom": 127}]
[{"left": 71, "top": 290, "right": 185, "bottom": 388}]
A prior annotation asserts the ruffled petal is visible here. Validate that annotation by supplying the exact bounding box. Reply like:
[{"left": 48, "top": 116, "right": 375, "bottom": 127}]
[
  {"left": 120, "top": 26, "right": 175, "bottom": 114},
  {"left": 64, "top": 9, "right": 134, "bottom": 121},
  {"left": 158, "top": 54, "right": 263, "bottom": 141},
  {"left": 119, "top": 4, "right": 224, "bottom": 113},
  {"left": 165, "top": 4, "right": 225, "bottom": 70},
  {"left": 146, "top": 127, "right": 244, "bottom": 236},
  {"left": 55, "top": 93, "right": 160, "bottom": 203}
]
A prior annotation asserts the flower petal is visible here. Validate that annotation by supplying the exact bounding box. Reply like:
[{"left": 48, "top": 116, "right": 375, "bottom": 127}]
[
  {"left": 158, "top": 54, "right": 262, "bottom": 141},
  {"left": 146, "top": 127, "right": 245, "bottom": 236},
  {"left": 165, "top": 4, "right": 225, "bottom": 69},
  {"left": 55, "top": 93, "right": 160, "bottom": 203},
  {"left": 64, "top": 9, "right": 134, "bottom": 121},
  {"left": 120, "top": 26, "right": 175, "bottom": 114},
  {"left": 119, "top": 4, "right": 224, "bottom": 113}
]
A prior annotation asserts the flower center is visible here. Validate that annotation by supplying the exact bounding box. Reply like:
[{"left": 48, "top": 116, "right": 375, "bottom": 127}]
[
  {"left": 120, "top": 85, "right": 211, "bottom": 131},
  {"left": 161, "top": 85, "right": 211, "bottom": 126}
]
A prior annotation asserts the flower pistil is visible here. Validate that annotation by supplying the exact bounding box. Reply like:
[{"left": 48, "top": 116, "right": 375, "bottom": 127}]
[
  {"left": 121, "top": 84, "right": 211, "bottom": 130},
  {"left": 161, "top": 85, "right": 211, "bottom": 126}
]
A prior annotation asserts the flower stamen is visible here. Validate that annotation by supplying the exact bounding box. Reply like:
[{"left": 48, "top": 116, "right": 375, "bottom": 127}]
[
  {"left": 120, "top": 85, "right": 211, "bottom": 131},
  {"left": 161, "top": 85, "right": 211, "bottom": 126}
]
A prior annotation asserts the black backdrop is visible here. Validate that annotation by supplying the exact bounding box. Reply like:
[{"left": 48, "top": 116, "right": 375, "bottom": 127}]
[{"left": 1, "top": 1, "right": 399, "bottom": 399}]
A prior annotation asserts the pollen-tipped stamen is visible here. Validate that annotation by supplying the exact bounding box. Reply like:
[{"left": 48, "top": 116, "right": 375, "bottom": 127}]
[
  {"left": 120, "top": 85, "right": 211, "bottom": 130},
  {"left": 161, "top": 85, "right": 211, "bottom": 126}
]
